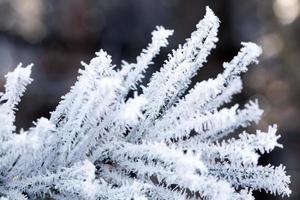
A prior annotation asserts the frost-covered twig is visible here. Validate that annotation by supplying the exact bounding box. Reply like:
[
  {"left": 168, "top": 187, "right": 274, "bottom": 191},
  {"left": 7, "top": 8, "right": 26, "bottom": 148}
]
[{"left": 0, "top": 6, "right": 290, "bottom": 200}]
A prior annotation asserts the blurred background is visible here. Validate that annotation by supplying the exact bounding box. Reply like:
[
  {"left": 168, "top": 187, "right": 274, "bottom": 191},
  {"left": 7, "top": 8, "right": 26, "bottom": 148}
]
[{"left": 0, "top": 0, "right": 298, "bottom": 199}]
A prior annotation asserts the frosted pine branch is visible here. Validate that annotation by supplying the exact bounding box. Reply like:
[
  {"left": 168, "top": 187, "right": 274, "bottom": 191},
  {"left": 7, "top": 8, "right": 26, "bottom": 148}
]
[
  {"left": 0, "top": 6, "right": 291, "bottom": 200},
  {"left": 120, "top": 26, "right": 173, "bottom": 92},
  {"left": 0, "top": 64, "right": 33, "bottom": 141}
]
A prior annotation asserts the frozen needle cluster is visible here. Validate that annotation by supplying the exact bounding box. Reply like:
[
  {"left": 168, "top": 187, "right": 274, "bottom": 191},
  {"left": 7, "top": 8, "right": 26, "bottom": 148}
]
[{"left": 0, "top": 7, "right": 291, "bottom": 200}]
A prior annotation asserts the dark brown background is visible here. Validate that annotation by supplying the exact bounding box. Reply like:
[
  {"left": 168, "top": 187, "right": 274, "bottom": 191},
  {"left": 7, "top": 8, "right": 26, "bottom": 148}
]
[{"left": 0, "top": 0, "right": 298, "bottom": 199}]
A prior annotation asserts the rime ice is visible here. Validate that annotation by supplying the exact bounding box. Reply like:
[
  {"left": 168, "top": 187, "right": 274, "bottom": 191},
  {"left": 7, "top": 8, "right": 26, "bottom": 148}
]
[{"left": 0, "top": 7, "right": 290, "bottom": 200}]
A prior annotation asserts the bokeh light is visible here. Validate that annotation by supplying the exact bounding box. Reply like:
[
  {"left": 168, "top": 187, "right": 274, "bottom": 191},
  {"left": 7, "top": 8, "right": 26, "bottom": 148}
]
[{"left": 273, "top": 0, "right": 299, "bottom": 25}]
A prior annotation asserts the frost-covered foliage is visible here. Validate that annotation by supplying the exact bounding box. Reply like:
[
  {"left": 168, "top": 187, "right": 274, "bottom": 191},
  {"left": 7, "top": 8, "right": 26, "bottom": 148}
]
[{"left": 0, "top": 7, "right": 291, "bottom": 200}]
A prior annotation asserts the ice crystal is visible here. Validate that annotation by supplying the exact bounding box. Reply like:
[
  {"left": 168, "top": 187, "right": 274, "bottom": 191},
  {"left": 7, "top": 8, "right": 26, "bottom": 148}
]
[{"left": 0, "top": 7, "right": 290, "bottom": 200}]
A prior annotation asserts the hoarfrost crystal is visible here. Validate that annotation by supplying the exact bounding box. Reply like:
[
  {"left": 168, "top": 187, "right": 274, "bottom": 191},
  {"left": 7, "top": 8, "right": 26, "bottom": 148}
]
[{"left": 0, "top": 7, "right": 290, "bottom": 200}]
